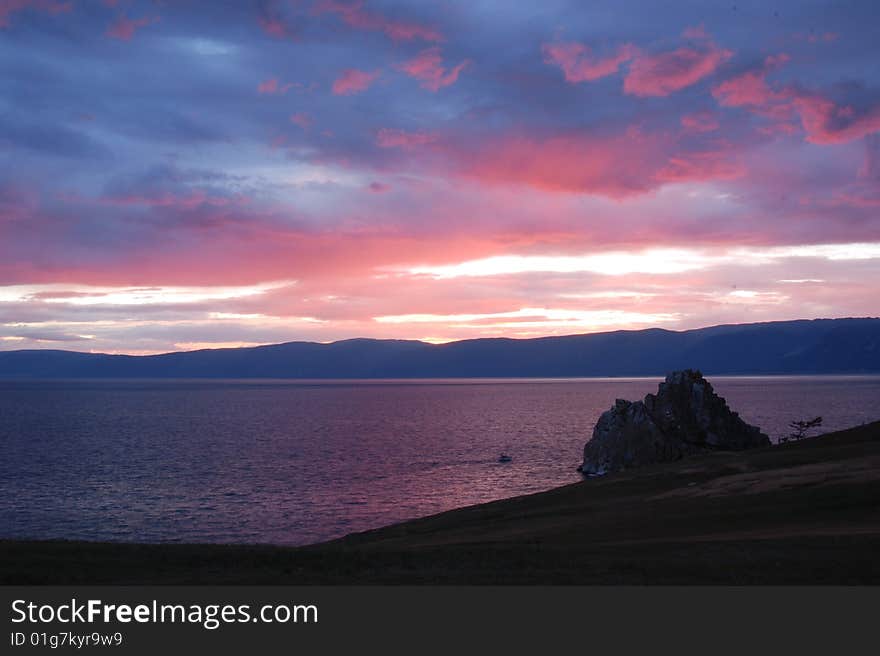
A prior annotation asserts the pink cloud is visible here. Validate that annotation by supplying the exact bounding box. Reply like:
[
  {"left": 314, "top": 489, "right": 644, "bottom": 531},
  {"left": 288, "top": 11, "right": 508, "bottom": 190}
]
[
  {"left": 541, "top": 41, "right": 637, "bottom": 83},
  {"left": 375, "top": 128, "right": 437, "bottom": 149},
  {"left": 656, "top": 148, "right": 745, "bottom": 183},
  {"left": 397, "top": 47, "right": 469, "bottom": 91},
  {"left": 259, "top": 17, "right": 291, "bottom": 39},
  {"left": 712, "top": 54, "right": 789, "bottom": 108},
  {"left": 624, "top": 31, "right": 732, "bottom": 97},
  {"left": 452, "top": 127, "right": 750, "bottom": 197},
  {"left": 258, "top": 0, "right": 298, "bottom": 40},
  {"left": 680, "top": 111, "right": 720, "bottom": 133},
  {"left": 790, "top": 92, "right": 880, "bottom": 145},
  {"left": 456, "top": 130, "right": 667, "bottom": 197},
  {"left": 0, "top": 0, "right": 70, "bottom": 28},
  {"left": 368, "top": 182, "right": 390, "bottom": 193},
  {"left": 257, "top": 78, "right": 296, "bottom": 95},
  {"left": 713, "top": 54, "right": 880, "bottom": 145},
  {"left": 332, "top": 68, "right": 380, "bottom": 95},
  {"left": 541, "top": 28, "right": 731, "bottom": 97},
  {"left": 106, "top": 14, "right": 158, "bottom": 41},
  {"left": 713, "top": 69, "right": 779, "bottom": 107},
  {"left": 6, "top": 173, "right": 880, "bottom": 348},
  {"left": 765, "top": 53, "right": 792, "bottom": 68},
  {"left": 258, "top": 78, "right": 279, "bottom": 94},
  {"left": 313, "top": 0, "right": 442, "bottom": 42},
  {"left": 833, "top": 188, "right": 880, "bottom": 208},
  {"left": 290, "top": 112, "right": 313, "bottom": 129}
]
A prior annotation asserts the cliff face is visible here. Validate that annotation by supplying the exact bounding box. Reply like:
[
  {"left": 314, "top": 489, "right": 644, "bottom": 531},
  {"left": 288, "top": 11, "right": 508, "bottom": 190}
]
[{"left": 580, "top": 370, "right": 770, "bottom": 475}]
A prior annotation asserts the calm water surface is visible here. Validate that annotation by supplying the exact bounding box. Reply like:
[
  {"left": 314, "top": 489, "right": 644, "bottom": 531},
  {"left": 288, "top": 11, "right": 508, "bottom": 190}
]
[{"left": 1, "top": 376, "right": 878, "bottom": 545}]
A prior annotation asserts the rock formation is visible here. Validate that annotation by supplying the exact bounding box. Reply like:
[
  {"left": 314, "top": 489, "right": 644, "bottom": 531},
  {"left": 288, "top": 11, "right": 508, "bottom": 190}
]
[{"left": 579, "top": 369, "right": 770, "bottom": 475}]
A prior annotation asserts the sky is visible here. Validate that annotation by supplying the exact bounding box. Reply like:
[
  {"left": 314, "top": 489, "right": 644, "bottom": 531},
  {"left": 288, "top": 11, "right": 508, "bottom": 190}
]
[{"left": 1, "top": 0, "right": 879, "bottom": 354}]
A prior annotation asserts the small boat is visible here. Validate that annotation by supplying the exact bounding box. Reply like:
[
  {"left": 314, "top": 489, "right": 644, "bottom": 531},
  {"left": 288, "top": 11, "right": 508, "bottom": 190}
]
[{"left": 498, "top": 453, "right": 512, "bottom": 463}]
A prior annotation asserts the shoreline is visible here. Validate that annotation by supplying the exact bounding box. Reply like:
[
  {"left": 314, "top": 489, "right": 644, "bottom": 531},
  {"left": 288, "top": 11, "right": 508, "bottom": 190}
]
[
  {"left": 3, "top": 373, "right": 880, "bottom": 382},
  {"left": 3, "top": 420, "right": 879, "bottom": 585}
]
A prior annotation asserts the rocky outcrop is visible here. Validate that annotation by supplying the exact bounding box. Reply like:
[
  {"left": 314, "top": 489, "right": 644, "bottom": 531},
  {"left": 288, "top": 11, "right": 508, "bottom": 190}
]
[{"left": 579, "top": 370, "right": 770, "bottom": 475}]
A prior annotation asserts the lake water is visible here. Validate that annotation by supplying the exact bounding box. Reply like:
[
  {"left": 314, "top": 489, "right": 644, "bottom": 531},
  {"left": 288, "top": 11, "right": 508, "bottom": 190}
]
[{"left": 1, "top": 376, "right": 878, "bottom": 546}]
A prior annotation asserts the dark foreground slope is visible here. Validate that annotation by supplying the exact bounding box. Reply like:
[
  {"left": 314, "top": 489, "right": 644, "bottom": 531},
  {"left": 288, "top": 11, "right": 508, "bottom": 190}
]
[
  {"left": 1, "top": 317, "right": 879, "bottom": 377},
  {"left": 3, "top": 421, "right": 879, "bottom": 584}
]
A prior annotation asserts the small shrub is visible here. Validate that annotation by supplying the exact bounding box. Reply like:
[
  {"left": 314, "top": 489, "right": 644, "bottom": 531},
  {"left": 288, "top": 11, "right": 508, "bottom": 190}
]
[{"left": 780, "top": 416, "right": 823, "bottom": 443}]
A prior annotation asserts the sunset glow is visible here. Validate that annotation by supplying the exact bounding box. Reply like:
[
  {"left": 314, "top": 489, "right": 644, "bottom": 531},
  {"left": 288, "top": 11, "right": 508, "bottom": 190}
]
[{"left": 1, "top": 1, "right": 879, "bottom": 353}]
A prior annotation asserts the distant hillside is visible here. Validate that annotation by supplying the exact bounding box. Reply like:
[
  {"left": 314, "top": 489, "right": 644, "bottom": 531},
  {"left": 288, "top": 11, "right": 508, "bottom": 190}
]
[{"left": 1, "top": 318, "right": 879, "bottom": 378}]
